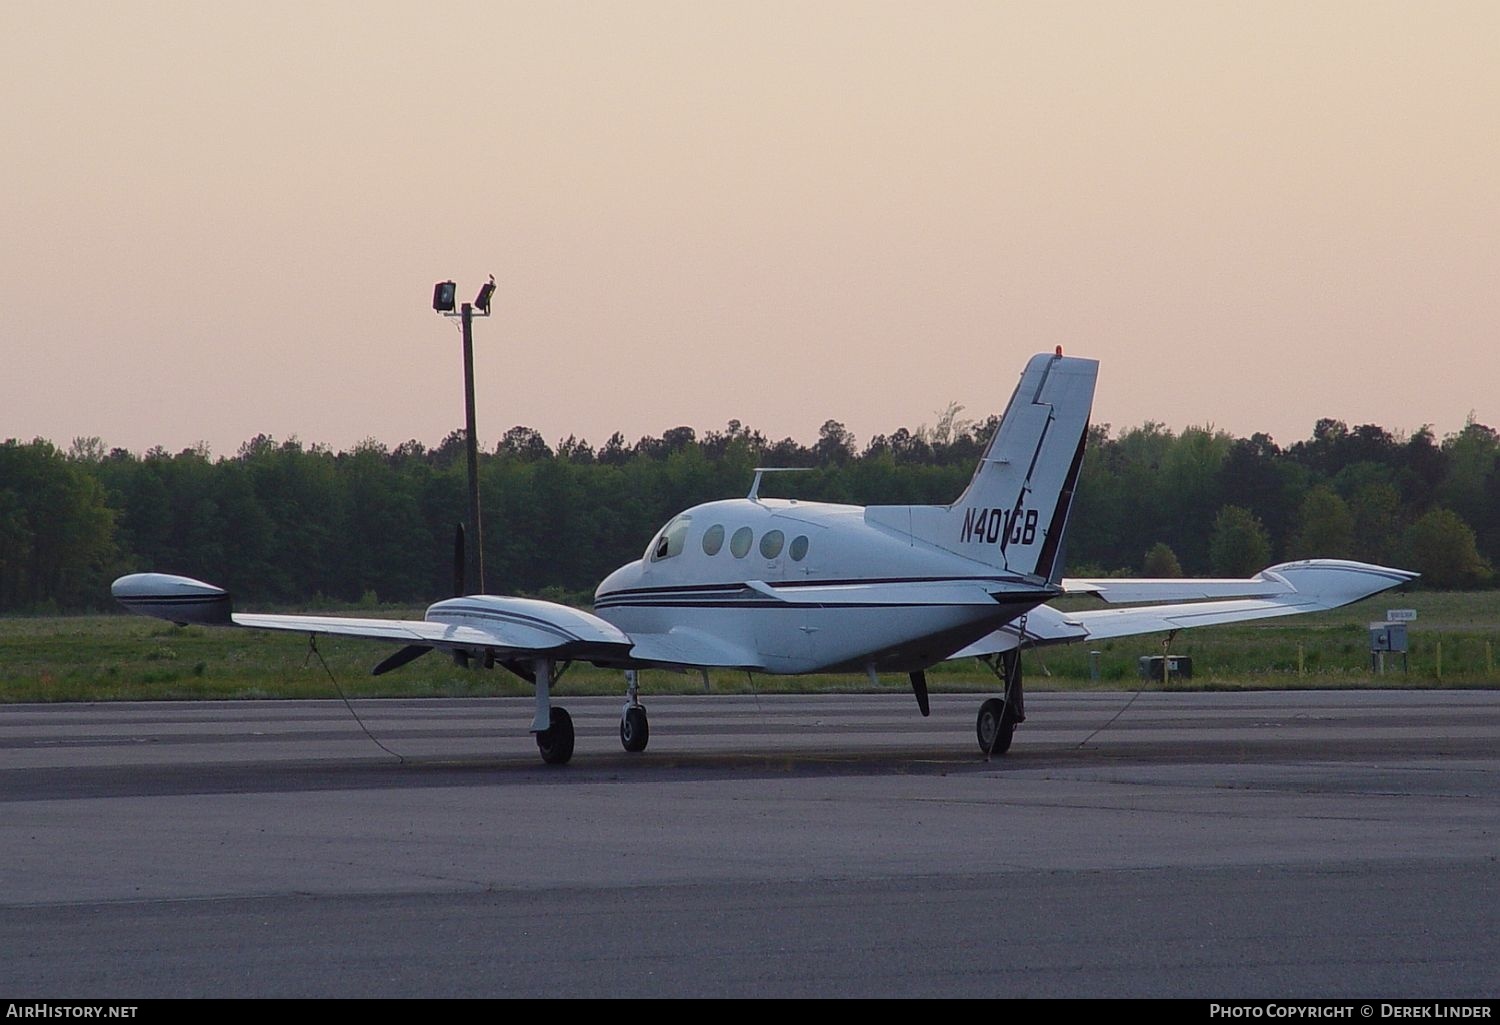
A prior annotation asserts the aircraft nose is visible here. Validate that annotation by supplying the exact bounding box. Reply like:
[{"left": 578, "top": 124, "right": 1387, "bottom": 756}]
[{"left": 596, "top": 560, "right": 642, "bottom": 602}]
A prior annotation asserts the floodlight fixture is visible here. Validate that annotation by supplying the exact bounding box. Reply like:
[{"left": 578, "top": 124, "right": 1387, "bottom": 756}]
[
  {"left": 433, "top": 280, "right": 457, "bottom": 313},
  {"left": 475, "top": 275, "right": 496, "bottom": 316}
]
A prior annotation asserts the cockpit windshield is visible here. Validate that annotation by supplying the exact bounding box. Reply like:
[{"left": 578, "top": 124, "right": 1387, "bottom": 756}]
[{"left": 649, "top": 513, "right": 693, "bottom": 561}]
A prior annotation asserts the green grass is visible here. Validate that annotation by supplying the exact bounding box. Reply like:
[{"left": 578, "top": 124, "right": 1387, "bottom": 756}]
[{"left": 1, "top": 589, "right": 1495, "bottom": 703}]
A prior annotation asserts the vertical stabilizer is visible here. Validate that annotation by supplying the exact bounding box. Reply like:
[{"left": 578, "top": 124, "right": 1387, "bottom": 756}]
[{"left": 865, "top": 352, "right": 1097, "bottom": 582}]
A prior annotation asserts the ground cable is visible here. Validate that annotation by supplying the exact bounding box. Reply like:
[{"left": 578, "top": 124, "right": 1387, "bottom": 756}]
[{"left": 305, "top": 635, "right": 407, "bottom": 763}]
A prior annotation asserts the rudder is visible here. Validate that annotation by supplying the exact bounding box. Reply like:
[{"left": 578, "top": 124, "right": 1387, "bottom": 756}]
[{"left": 866, "top": 351, "right": 1097, "bottom": 581}]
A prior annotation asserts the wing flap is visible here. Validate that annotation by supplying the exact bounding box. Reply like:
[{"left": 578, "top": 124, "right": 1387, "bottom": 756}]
[
  {"left": 1061, "top": 575, "right": 1294, "bottom": 602},
  {"left": 619, "top": 628, "right": 763, "bottom": 669},
  {"left": 230, "top": 612, "right": 499, "bottom": 648},
  {"left": 948, "top": 604, "right": 1087, "bottom": 658},
  {"left": 756, "top": 579, "right": 1036, "bottom": 607}
]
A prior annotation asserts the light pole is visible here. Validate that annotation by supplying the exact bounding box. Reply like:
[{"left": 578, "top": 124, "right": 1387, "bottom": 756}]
[{"left": 433, "top": 276, "right": 496, "bottom": 594}]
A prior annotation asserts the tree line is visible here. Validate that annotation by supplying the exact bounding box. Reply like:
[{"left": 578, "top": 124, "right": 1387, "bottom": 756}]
[{"left": 2, "top": 407, "right": 1494, "bottom": 613}]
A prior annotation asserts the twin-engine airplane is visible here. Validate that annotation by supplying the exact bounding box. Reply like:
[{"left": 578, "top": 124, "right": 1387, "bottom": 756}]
[{"left": 114, "top": 351, "right": 1415, "bottom": 764}]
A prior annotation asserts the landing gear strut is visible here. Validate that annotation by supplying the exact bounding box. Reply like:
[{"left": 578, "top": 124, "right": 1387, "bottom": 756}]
[
  {"left": 620, "top": 669, "right": 650, "bottom": 753},
  {"left": 977, "top": 648, "right": 1025, "bottom": 757},
  {"left": 530, "top": 657, "right": 574, "bottom": 765}
]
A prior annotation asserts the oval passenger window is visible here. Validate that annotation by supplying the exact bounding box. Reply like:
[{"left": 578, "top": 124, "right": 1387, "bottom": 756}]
[
  {"left": 730, "top": 526, "right": 753, "bottom": 558},
  {"left": 759, "top": 530, "right": 785, "bottom": 559},
  {"left": 702, "top": 524, "right": 725, "bottom": 556}
]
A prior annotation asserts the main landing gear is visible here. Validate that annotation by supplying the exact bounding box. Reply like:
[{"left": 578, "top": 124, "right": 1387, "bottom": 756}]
[
  {"left": 528, "top": 662, "right": 651, "bottom": 764},
  {"left": 530, "top": 657, "right": 575, "bottom": 765},
  {"left": 976, "top": 648, "right": 1026, "bottom": 757},
  {"left": 536, "top": 707, "right": 574, "bottom": 765},
  {"left": 620, "top": 669, "right": 650, "bottom": 753},
  {"left": 976, "top": 698, "right": 1016, "bottom": 756}
]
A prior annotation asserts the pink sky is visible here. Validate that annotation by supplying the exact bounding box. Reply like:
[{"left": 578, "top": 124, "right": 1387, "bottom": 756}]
[{"left": 3, "top": 1, "right": 1496, "bottom": 457}]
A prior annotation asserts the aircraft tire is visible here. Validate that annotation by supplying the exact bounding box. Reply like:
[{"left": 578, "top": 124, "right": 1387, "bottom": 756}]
[
  {"left": 976, "top": 698, "right": 1016, "bottom": 756},
  {"left": 620, "top": 706, "right": 649, "bottom": 753},
  {"left": 536, "top": 707, "right": 575, "bottom": 765}
]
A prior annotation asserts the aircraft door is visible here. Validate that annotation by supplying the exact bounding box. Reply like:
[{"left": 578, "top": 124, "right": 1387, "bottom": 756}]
[
  {"left": 773, "top": 516, "right": 824, "bottom": 581},
  {"left": 752, "top": 518, "right": 826, "bottom": 672}
]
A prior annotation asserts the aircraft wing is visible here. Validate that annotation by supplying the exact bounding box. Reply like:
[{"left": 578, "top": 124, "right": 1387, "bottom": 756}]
[
  {"left": 112, "top": 573, "right": 635, "bottom": 663},
  {"left": 112, "top": 572, "right": 761, "bottom": 671},
  {"left": 951, "top": 559, "right": 1418, "bottom": 658}
]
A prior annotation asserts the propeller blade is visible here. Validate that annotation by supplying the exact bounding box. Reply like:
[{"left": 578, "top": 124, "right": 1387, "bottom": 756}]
[
  {"left": 371, "top": 644, "right": 433, "bottom": 677},
  {"left": 909, "top": 670, "right": 930, "bottom": 717},
  {"left": 498, "top": 658, "right": 536, "bottom": 683}
]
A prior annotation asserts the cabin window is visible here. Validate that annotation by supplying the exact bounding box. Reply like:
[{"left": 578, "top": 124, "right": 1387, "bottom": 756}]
[
  {"left": 702, "top": 524, "right": 725, "bottom": 556},
  {"left": 759, "top": 529, "right": 785, "bottom": 559},
  {"left": 651, "top": 514, "right": 692, "bottom": 561},
  {"left": 730, "top": 526, "right": 753, "bottom": 558},
  {"left": 789, "top": 535, "right": 809, "bottom": 561}
]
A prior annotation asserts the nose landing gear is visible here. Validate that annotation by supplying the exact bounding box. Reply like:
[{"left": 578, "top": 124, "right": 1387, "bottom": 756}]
[{"left": 619, "top": 669, "right": 650, "bottom": 753}]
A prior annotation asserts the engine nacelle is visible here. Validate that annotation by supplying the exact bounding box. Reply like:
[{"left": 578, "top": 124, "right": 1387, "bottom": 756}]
[{"left": 112, "top": 573, "right": 233, "bottom": 626}]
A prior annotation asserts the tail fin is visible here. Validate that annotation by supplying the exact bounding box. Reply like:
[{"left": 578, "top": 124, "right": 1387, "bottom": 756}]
[{"left": 865, "top": 351, "right": 1098, "bottom": 582}]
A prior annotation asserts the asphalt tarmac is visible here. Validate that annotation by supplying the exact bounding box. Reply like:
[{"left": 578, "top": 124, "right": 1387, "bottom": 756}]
[{"left": 1, "top": 690, "right": 1496, "bottom": 998}]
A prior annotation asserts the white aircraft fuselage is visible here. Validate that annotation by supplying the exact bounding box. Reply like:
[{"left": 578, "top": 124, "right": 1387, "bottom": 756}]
[{"left": 591, "top": 497, "right": 1055, "bottom": 675}]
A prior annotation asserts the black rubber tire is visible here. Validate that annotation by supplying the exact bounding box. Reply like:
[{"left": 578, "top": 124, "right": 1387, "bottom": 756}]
[
  {"left": 536, "top": 706, "right": 575, "bottom": 765},
  {"left": 976, "top": 698, "right": 1016, "bottom": 756},
  {"left": 620, "top": 705, "right": 649, "bottom": 753}
]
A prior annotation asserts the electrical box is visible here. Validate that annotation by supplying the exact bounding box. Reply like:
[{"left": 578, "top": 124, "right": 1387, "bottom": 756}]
[
  {"left": 1138, "top": 655, "right": 1193, "bottom": 680},
  {"left": 1369, "top": 623, "right": 1408, "bottom": 653}
]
